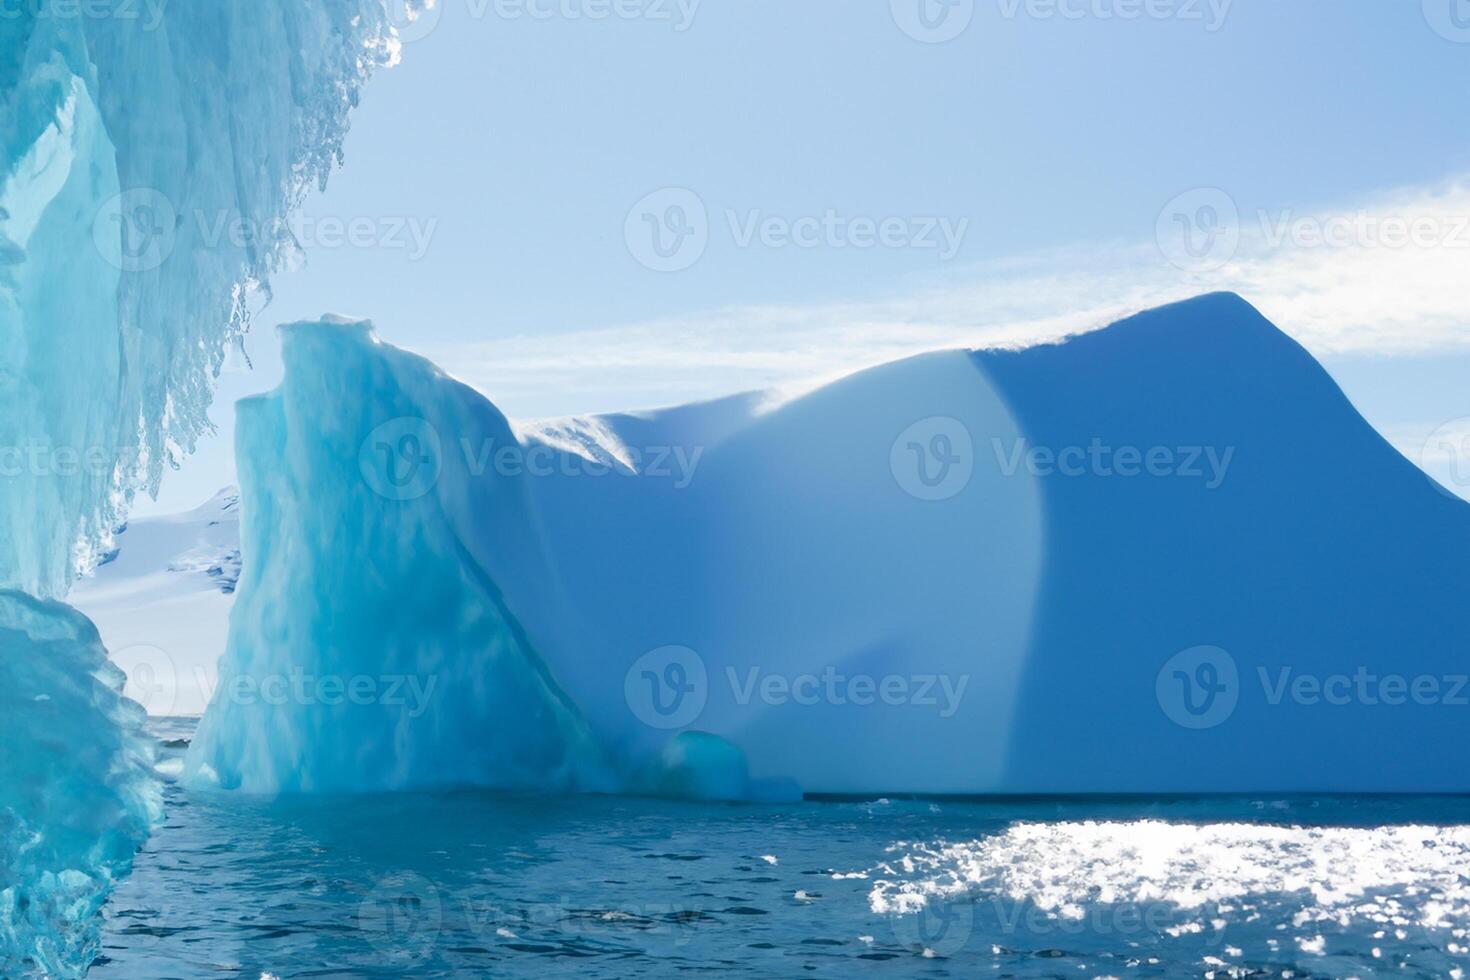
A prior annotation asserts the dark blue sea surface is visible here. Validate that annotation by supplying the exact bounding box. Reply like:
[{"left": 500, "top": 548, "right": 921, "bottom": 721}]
[{"left": 95, "top": 718, "right": 1470, "bottom": 978}]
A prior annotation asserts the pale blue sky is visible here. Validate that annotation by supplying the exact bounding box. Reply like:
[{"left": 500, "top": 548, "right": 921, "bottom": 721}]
[{"left": 140, "top": 0, "right": 1470, "bottom": 513}]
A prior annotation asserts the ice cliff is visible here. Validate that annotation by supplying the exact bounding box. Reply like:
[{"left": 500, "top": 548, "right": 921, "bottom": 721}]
[
  {"left": 188, "top": 292, "right": 1470, "bottom": 798},
  {"left": 1, "top": 0, "right": 406, "bottom": 596},
  {"left": 1, "top": 2, "right": 409, "bottom": 974},
  {"left": 187, "top": 321, "right": 615, "bottom": 794}
]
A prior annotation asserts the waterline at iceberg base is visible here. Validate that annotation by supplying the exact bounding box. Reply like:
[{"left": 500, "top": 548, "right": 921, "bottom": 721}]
[{"left": 187, "top": 293, "right": 1470, "bottom": 798}]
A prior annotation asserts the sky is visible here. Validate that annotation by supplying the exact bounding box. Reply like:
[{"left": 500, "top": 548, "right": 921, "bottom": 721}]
[{"left": 138, "top": 0, "right": 1470, "bottom": 514}]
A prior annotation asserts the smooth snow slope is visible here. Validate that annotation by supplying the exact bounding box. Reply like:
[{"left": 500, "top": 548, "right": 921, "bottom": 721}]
[
  {"left": 70, "top": 489, "right": 240, "bottom": 717},
  {"left": 190, "top": 293, "right": 1470, "bottom": 797},
  {"left": 983, "top": 293, "right": 1470, "bottom": 792}
]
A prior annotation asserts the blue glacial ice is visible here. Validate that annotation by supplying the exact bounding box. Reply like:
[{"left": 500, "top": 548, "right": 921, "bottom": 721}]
[
  {"left": 1, "top": 0, "right": 408, "bottom": 596},
  {"left": 185, "top": 312, "right": 1043, "bottom": 799},
  {"left": 1, "top": 2, "right": 411, "bottom": 973},
  {"left": 185, "top": 321, "right": 786, "bottom": 800},
  {"left": 190, "top": 294, "right": 1470, "bottom": 799},
  {"left": 0, "top": 592, "right": 160, "bottom": 978},
  {"left": 187, "top": 321, "right": 615, "bottom": 794}
]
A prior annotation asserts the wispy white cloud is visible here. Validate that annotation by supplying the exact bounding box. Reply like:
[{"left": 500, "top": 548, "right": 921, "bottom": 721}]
[{"left": 424, "top": 177, "right": 1470, "bottom": 418}]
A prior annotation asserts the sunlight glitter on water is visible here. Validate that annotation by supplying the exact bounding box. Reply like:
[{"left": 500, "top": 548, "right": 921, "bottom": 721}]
[{"left": 92, "top": 719, "right": 1470, "bottom": 979}]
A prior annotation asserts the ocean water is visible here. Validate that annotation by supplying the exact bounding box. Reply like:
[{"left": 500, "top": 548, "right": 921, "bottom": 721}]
[{"left": 95, "top": 719, "right": 1470, "bottom": 979}]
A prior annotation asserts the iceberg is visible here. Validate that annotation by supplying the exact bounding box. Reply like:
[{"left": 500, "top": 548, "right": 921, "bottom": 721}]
[
  {"left": 186, "top": 312, "right": 1043, "bottom": 797},
  {"left": 191, "top": 292, "right": 1469, "bottom": 797},
  {"left": 1, "top": 1, "right": 412, "bottom": 973},
  {"left": 186, "top": 323, "right": 614, "bottom": 793}
]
